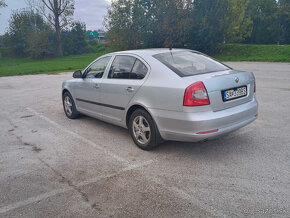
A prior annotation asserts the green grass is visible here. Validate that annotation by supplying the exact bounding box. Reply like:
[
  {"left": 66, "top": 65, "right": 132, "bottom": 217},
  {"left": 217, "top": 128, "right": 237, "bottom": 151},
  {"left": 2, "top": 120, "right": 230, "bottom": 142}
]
[
  {"left": 214, "top": 44, "right": 290, "bottom": 62},
  {"left": 0, "top": 44, "right": 289, "bottom": 77},
  {"left": 0, "top": 52, "right": 107, "bottom": 77}
]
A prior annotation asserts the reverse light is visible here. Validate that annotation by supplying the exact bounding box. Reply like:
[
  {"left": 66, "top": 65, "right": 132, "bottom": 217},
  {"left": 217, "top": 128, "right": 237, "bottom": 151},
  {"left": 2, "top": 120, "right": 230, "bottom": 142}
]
[{"left": 183, "top": 81, "right": 210, "bottom": 106}]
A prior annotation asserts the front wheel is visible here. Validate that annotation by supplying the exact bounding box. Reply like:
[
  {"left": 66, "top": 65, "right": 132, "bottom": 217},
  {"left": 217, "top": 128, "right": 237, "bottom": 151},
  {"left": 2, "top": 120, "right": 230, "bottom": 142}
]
[
  {"left": 62, "top": 92, "right": 79, "bottom": 119},
  {"left": 129, "top": 109, "right": 162, "bottom": 150}
]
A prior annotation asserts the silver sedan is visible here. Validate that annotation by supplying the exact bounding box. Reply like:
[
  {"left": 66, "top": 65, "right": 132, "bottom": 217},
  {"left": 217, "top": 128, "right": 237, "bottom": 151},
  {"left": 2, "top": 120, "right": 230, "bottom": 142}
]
[{"left": 62, "top": 49, "right": 258, "bottom": 150}]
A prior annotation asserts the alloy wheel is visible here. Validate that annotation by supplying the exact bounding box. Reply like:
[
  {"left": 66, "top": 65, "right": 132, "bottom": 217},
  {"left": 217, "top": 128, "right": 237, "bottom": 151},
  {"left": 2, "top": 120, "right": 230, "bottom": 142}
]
[
  {"left": 132, "top": 115, "right": 151, "bottom": 145},
  {"left": 64, "top": 96, "right": 73, "bottom": 116}
]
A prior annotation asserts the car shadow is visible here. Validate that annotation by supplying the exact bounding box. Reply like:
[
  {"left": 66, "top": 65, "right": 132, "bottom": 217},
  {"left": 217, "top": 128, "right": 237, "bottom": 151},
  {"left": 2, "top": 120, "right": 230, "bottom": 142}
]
[{"left": 77, "top": 114, "right": 254, "bottom": 160}]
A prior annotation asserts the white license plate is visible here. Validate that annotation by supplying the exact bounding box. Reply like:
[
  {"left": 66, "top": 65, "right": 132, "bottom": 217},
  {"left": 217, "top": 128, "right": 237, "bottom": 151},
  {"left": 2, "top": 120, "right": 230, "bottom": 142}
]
[{"left": 222, "top": 86, "right": 247, "bottom": 101}]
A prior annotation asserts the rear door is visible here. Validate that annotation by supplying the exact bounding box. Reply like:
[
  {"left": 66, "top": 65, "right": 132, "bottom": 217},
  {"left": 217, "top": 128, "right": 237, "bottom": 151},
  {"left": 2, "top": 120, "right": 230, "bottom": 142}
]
[{"left": 100, "top": 55, "right": 149, "bottom": 122}]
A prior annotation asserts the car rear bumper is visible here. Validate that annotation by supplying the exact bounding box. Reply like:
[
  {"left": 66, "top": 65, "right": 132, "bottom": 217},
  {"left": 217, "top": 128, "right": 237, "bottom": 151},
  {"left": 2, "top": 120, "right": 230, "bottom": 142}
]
[{"left": 149, "top": 98, "right": 258, "bottom": 142}]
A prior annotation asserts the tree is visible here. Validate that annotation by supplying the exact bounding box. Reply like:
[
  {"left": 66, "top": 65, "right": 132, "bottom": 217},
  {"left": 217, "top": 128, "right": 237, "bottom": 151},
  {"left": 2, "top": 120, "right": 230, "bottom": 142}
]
[
  {"left": 26, "top": 28, "right": 55, "bottom": 59},
  {"left": 245, "top": 0, "right": 279, "bottom": 44},
  {"left": 183, "top": 0, "right": 230, "bottom": 53},
  {"left": 7, "top": 9, "right": 50, "bottom": 57},
  {"left": 0, "top": 0, "right": 7, "bottom": 7},
  {"left": 105, "top": 0, "right": 191, "bottom": 50},
  {"left": 28, "top": 0, "right": 75, "bottom": 56},
  {"left": 0, "top": 0, "right": 7, "bottom": 16},
  {"left": 6, "top": 9, "right": 54, "bottom": 58},
  {"left": 225, "top": 0, "right": 253, "bottom": 43},
  {"left": 62, "top": 21, "right": 87, "bottom": 55},
  {"left": 277, "top": 0, "right": 290, "bottom": 44}
]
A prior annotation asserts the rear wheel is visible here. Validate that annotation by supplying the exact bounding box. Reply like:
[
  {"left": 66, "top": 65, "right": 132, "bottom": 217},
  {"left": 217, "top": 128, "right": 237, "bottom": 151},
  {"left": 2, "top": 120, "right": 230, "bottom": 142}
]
[
  {"left": 129, "top": 109, "right": 162, "bottom": 150},
  {"left": 62, "top": 92, "right": 79, "bottom": 119}
]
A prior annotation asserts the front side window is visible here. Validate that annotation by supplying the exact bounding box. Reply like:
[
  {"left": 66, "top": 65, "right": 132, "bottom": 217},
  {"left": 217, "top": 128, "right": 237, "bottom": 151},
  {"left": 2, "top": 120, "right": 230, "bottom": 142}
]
[
  {"left": 86, "top": 56, "right": 111, "bottom": 78},
  {"left": 108, "top": 55, "right": 148, "bottom": 79},
  {"left": 153, "top": 51, "right": 229, "bottom": 77}
]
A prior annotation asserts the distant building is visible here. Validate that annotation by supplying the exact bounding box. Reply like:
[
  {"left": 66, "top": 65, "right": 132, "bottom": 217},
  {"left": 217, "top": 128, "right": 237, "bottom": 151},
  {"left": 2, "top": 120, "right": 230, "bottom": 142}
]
[{"left": 97, "top": 32, "right": 105, "bottom": 43}]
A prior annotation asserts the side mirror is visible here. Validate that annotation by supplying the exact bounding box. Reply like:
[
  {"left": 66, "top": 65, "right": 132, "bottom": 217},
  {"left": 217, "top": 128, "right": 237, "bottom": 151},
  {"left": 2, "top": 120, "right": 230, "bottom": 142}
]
[{"left": 73, "top": 70, "right": 83, "bottom": 78}]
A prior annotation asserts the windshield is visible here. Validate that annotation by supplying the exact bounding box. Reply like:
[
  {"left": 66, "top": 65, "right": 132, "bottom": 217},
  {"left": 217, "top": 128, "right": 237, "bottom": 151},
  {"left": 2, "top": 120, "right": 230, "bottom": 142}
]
[{"left": 153, "top": 51, "right": 230, "bottom": 77}]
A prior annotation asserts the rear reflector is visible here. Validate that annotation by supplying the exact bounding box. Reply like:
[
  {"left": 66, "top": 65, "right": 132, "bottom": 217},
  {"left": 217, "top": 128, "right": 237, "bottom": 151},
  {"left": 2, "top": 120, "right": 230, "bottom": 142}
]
[
  {"left": 196, "top": 129, "right": 218, "bottom": 135},
  {"left": 254, "top": 75, "right": 256, "bottom": 93},
  {"left": 183, "top": 81, "right": 210, "bottom": 106}
]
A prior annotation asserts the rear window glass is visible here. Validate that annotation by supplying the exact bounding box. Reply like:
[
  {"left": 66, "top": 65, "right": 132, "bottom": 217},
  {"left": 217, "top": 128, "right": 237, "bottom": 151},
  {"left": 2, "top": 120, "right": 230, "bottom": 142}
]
[{"left": 153, "top": 51, "right": 230, "bottom": 77}]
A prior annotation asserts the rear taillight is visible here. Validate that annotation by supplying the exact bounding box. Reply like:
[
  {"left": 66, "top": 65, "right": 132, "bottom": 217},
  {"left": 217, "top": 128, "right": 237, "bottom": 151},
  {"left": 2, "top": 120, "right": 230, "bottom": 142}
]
[{"left": 183, "top": 81, "right": 210, "bottom": 106}]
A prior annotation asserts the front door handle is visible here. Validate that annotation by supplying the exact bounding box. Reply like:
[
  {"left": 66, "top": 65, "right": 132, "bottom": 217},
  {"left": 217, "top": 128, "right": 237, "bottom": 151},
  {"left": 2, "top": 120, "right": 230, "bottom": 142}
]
[
  {"left": 94, "top": 84, "right": 100, "bottom": 89},
  {"left": 126, "top": 87, "right": 134, "bottom": 92}
]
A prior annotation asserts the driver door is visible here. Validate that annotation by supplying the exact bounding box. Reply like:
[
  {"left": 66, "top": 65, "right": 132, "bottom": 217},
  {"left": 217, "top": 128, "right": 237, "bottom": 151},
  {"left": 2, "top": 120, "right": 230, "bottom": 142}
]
[{"left": 74, "top": 56, "right": 112, "bottom": 118}]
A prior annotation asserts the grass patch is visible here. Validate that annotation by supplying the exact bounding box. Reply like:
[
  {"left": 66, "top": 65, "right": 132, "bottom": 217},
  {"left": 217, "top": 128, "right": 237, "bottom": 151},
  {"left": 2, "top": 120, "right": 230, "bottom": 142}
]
[
  {"left": 214, "top": 44, "right": 290, "bottom": 62},
  {"left": 1, "top": 44, "right": 289, "bottom": 77},
  {"left": 0, "top": 52, "right": 108, "bottom": 77}
]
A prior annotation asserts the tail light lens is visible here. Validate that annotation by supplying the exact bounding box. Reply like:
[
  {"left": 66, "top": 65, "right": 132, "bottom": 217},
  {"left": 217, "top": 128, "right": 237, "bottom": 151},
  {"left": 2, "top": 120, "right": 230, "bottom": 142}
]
[{"left": 183, "top": 81, "right": 210, "bottom": 106}]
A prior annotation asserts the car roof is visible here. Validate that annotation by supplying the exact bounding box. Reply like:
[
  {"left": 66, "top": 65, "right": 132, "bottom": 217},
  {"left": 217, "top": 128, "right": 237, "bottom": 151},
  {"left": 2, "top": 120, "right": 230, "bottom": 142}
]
[{"left": 107, "top": 48, "right": 196, "bottom": 57}]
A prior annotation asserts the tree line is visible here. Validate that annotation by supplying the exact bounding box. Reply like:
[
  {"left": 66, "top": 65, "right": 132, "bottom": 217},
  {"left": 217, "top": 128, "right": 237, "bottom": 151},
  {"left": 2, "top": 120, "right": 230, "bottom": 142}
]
[
  {"left": 105, "top": 0, "right": 289, "bottom": 53},
  {"left": 1, "top": 0, "right": 289, "bottom": 59}
]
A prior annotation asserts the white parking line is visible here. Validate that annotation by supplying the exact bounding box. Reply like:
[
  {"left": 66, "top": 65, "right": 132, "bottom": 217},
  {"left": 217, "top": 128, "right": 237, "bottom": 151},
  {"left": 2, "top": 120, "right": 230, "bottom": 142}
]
[
  {"left": 26, "top": 107, "right": 130, "bottom": 164},
  {"left": 0, "top": 160, "right": 154, "bottom": 214},
  {"left": 21, "top": 107, "right": 222, "bottom": 217},
  {"left": 149, "top": 176, "right": 228, "bottom": 218}
]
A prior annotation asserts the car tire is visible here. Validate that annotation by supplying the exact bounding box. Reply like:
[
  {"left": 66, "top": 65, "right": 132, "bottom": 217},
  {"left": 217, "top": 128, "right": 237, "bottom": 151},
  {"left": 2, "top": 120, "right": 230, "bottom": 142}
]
[
  {"left": 129, "top": 109, "right": 163, "bottom": 150},
  {"left": 62, "top": 91, "right": 80, "bottom": 119}
]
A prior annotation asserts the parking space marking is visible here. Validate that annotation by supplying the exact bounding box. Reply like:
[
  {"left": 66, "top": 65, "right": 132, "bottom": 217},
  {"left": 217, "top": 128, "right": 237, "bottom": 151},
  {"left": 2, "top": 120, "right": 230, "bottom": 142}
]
[
  {"left": 26, "top": 107, "right": 130, "bottom": 164},
  {"left": 0, "top": 187, "right": 72, "bottom": 214},
  {"left": 24, "top": 107, "right": 222, "bottom": 217},
  {"left": 148, "top": 176, "right": 228, "bottom": 218},
  {"left": 0, "top": 160, "right": 154, "bottom": 214}
]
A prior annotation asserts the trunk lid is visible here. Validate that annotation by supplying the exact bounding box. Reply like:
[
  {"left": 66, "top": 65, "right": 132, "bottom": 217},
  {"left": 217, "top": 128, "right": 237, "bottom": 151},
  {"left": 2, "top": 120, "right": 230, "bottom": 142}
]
[{"left": 183, "top": 70, "right": 255, "bottom": 112}]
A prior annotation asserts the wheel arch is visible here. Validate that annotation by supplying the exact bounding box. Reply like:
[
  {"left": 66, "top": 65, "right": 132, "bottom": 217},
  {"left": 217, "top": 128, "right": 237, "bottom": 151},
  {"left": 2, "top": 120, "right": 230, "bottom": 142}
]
[
  {"left": 126, "top": 104, "right": 148, "bottom": 128},
  {"left": 126, "top": 104, "right": 164, "bottom": 145},
  {"left": 62, "top": 88, "right": 70, "bottom": 98}
]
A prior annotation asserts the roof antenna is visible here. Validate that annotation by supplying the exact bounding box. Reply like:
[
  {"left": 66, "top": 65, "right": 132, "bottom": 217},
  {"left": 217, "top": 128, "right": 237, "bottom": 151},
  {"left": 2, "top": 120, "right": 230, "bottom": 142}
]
[
  {"left": 169, "top": 41, "right": 173, "bottom": 51},
  {"left": 170, "top": 40, "right": 174, "bottom": 62}
]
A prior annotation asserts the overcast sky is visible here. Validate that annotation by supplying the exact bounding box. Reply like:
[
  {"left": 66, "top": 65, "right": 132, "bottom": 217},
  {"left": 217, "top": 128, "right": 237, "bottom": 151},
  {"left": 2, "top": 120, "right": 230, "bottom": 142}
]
[{"left": 0, "top": 0, "right": 111, "bottom": 34}]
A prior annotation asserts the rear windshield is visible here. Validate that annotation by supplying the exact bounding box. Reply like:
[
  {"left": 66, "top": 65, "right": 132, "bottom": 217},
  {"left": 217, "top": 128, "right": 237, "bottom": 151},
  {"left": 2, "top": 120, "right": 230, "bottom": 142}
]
[{"left": 153, "top": 51, "right": 230, "bottom": 77}]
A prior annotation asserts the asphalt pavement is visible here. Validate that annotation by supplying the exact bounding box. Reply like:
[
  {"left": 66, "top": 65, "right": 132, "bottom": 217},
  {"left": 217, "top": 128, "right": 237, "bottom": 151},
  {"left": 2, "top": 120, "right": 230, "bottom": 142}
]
[{"left": 0, "top": 62, "right": 289, "bottom": 217}]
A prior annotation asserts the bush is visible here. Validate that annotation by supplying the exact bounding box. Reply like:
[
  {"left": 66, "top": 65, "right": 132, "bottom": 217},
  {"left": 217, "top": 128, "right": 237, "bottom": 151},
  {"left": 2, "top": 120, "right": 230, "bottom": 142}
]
[
  {"left": 26, "top": 30, "right": 55, "bottom": 59},
  {"left": 0, "top": 47, "right": 13, "bottom": 58},
  {"left": 84, "top": 41, "right": 107, "bottom": 53},
  {"left": 62, "top": 22, "right": 87, "bottom": 56}
]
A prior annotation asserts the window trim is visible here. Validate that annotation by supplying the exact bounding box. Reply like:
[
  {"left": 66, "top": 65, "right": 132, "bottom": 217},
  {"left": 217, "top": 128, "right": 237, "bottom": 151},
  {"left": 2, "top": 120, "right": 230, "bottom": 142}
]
[{"left": 107, "top": 55, "right": 148, "bottom": 80}]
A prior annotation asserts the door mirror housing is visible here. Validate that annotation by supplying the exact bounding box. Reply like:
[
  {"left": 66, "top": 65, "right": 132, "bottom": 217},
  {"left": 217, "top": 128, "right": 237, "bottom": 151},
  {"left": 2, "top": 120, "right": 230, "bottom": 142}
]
[{"left": 73, "top": 70, "right": 83, "bottom": 78}]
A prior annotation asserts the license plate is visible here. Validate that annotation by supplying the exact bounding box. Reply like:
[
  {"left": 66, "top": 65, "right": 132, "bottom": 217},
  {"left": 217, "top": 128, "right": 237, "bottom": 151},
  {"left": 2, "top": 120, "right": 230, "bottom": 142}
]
[{"left": 222, "top": 86, "right": 247, "bottom": 101}]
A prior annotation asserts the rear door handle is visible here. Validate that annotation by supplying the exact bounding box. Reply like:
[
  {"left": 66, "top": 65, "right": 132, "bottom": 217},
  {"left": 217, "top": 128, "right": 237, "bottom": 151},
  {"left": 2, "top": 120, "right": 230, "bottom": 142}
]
[
  {"left": 126, "top": 87, "right": 134, "bottom": 92},
  {"left": 94, "top": 84, "right": 100, "bottom": 89}
]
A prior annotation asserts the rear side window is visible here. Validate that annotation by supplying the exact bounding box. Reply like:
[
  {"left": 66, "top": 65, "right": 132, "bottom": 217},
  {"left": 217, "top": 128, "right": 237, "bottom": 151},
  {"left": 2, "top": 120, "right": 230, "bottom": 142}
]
[
  {"left": 108, "top": 55, "right": 148, "bottom": 79},
  {"left": 131, "top": 59, "right": 148, "bottom": 79},
  {"left": 153, "top": 51, "right": 229, "bottom": 77}
]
